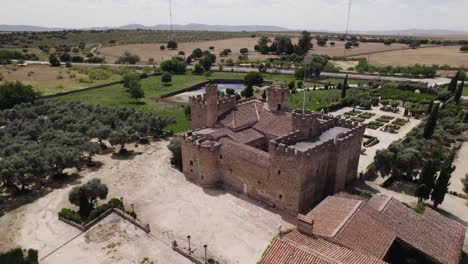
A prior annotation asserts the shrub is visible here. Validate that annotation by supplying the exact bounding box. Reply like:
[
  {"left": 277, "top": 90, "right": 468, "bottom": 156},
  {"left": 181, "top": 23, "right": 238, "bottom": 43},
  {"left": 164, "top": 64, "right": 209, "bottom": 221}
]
[
  {"left": 209, "top": 46, "right": 215, "bottom": 50},
  {"left": 160, "top": 59, "right": 186, "bottom": 74},
  {"left": 27, "top": 249, "right": 38, "bottom": 263},
  {"left": 359, "top": 190, "right": 374, "bottom": 199},
  {"left": 160, "top": 45, "right": 166, "bottom": 50},
  {"left": 108, "top": 198, "right": 124, "bottom": 210},
  {"left": 87, "top": 203, "right": 111, "bottom": 223},
  {"left": 192, "top": 64, "right": 204, "bottom": 75},
  {"left": 161, "top": 72, "right": 172, "bottom": 84},
  {"left": 59, "top": 208, "right": 82, "bottom": 224},
  {"left": 240, "top": 48, "right": 249, "bottom": 54},
  {"left": 167, "top": 40, "right": 178, "bottom": 49}
]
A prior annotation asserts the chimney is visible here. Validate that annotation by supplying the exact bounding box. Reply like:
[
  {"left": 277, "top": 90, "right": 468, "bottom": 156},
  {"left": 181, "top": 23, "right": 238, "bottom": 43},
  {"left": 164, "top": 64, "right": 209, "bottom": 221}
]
[{"left": 297, "top": 214, "right": 315, "bottom": 236}]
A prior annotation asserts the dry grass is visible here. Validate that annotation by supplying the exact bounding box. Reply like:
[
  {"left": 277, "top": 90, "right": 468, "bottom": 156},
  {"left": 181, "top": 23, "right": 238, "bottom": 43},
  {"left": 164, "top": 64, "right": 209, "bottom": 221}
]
[
  {"left": 0, "top": 65, "right": 121, "bottom": 95},
  {"left": 97, "top": 38, "right": 410, "bottom": 64},
  {"left": 351, "top": 46, "right": 468, "bottom": 67}
]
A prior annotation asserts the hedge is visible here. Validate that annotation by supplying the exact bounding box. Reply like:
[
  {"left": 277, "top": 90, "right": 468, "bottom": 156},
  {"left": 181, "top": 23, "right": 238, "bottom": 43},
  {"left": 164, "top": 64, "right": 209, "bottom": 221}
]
[{"left": 59, "top": 208, "right": 81, "bottom": 224}]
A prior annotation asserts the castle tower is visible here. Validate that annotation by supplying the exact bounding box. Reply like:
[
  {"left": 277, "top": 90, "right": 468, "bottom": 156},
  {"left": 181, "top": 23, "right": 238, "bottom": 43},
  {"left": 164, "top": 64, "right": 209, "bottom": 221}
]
[
  {"left": 205, "top": 84, "right": 218, "bottom": 128},
  {"left": 268, "top": 85, "right": 289, "bottom": 112}
]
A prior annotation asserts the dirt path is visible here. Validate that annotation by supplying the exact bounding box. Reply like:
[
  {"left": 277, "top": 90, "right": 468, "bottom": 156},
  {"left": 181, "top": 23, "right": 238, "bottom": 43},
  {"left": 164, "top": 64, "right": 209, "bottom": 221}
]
[{"left": 451, "top": 142, "right": 468, "bottom": 195}]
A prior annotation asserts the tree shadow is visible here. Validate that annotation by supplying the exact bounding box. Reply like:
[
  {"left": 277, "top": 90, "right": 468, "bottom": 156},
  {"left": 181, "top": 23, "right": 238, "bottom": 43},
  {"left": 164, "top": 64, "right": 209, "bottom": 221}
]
[
  {"left": 111, "top": 150, "right": 143, "bottom": 160},
  {"left": 0, "top": 172, "right": 83, "bottom": 217},
  {"left": 132, "top": 101, "right": 147, "bottom": 105}
]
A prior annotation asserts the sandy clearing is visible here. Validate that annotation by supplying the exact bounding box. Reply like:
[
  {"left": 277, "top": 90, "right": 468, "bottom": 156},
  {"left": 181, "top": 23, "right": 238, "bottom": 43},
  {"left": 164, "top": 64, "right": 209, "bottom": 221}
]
[
  {"left": 0, "top": 141, "right": 294, "bottom": 264},
  {"left": 351, "top": 46, "right": 468, "bottom": 67}
]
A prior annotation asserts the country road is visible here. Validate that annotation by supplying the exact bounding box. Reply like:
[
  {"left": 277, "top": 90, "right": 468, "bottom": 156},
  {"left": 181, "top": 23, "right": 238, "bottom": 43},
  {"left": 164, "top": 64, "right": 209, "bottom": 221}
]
[{"left": 17, "top": 60, "right": 452, "bottom": 86}]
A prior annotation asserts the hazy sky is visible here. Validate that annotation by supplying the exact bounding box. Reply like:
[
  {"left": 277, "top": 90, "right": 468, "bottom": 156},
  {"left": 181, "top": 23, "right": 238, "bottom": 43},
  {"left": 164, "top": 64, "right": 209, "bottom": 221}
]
[{"left": 3, "top": 0, "right": 468, "bottom": 31}]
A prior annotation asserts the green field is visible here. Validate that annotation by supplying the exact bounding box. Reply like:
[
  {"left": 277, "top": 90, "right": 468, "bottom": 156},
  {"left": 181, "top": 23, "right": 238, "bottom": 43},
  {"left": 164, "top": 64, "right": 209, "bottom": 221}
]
[
  {"left": 55, "top": 72, "right": 303, "bottom": 132},
  {"left": 463, "top": 86, "right": 468, "bottom": 96}
]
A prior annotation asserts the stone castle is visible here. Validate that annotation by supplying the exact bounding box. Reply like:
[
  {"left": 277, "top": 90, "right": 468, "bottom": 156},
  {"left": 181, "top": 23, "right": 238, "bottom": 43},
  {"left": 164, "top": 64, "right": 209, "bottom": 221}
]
[{"left": 181, "top": 83, "right": 365, "bottom": 213}]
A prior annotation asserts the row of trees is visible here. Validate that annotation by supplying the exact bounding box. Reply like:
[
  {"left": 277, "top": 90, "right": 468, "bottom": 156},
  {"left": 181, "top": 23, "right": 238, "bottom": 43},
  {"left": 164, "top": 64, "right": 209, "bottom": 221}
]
[
  {"left": 446, "top": 70, "right": 466, "bottom": 105},
  {"left": 255, "top": 31, "right": 313, "bottom": 56},
  {"left": 355, "top": 59, "right": 437, "bottom": 77},
  {"left": 0, "top": 100, "right": 174, "bottom": 194}
]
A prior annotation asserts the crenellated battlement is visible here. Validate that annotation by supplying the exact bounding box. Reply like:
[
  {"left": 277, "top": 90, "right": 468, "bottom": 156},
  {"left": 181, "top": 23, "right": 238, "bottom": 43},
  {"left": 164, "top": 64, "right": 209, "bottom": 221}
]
[
  {"left": 271, "top": 130, "right": 304, "bottom": 147},
  {"left": 183, "top": 132, "right": 221, "bottom": 151}
]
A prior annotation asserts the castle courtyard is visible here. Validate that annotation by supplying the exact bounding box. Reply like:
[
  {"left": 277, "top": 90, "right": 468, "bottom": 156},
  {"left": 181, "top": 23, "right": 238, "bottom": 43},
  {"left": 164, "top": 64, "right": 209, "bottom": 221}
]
[{"left": 0, "top": 141, "right": 295, "bottom": 264}]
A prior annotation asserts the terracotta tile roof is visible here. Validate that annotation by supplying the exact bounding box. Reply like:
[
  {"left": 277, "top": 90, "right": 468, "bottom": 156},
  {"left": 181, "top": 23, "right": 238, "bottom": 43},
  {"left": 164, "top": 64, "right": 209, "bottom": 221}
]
[
  {"left": 0, "top": 241, "right": 16, "bottom": 253},
  {"left": 217, "top": 100, "right": 292, "bottom": 137},
  {"left": 194, "top": 127, "right": 232, "bottom": 140},
  {"left": 305, "top": 195, "right": 465, "bottom": 264},
  {"left": 219, "top": 101, "right": 264, "bottom": 130},
  {"left": 301, "top": 196, "right": 362, "bottom": 237},
  {"left": 253, "top": 112, "right": 292, "bottom": 138},
  {"left": 260, "top": 230, "right": 386, "bottom": 264},
  {"left": 228, "top": 128, "right": 265, "bottom": 144},
  {"left": 334, "top": 205, "right": 396, "bottom": 259},
  {"left": 219, "top": 138, "right": 270, "bottom": 167},
  {"left": 379, "top": 199, "right": 465, "bottom": 264}
]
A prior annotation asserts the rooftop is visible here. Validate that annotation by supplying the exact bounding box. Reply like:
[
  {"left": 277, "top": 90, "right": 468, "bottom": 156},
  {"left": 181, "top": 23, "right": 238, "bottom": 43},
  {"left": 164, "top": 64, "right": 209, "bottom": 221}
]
[
  {"left": 261, "top": 194, "right": 465, "bottom": 264},
  {"left": 290, "top": 127, "right": 350, "bottom": 152}
]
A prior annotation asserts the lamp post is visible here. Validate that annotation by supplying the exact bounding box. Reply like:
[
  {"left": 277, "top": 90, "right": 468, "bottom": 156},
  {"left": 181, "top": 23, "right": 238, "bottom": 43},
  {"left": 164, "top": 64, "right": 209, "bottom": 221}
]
[
  {"left": 204, "top": 244, "right": 207, "bottom": 263},
  {"left": 187, "top": 235, "right": 191, "bottom": 252}
]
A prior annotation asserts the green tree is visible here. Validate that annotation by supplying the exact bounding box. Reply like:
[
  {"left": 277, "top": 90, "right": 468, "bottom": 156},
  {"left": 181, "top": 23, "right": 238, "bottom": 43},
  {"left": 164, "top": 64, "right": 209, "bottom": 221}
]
[
  {"left": 192, "top": 48, "right": 203, "bottom": 58},
  {"left": 257, "top": 36, "right": 270, "bottom": 54},
  {"left": 0, "top": 81, "right": 39, "bottom": 110},
  {"left": 298, "top": 31, "right": 313, "bottom": 53},
  {"left": 49, "top": 54, "right": 61, "bottom": 66},
  {"left": 122, "top": 73, "right": 140, "bottom": 89},
  {"left": 193, "top": 63, "right": 204, "bottom": 74},
  {"left": 184, "top": 106, "right": 191, "bottom": 120},
  {"left": 109, "top": 129, "right": 138, "bottom": 154},
  {"left": 460, "top": 45, "right": 468, "bottom": 52},
  {"left": 128, "top": 79, "right": 144, "bottom": 102},
  {"left": 431, "top": 152, "right": 456, "bottom": 208},
  {"left": 160, "top": 58, "right": 186, "bottom": 74},
  {"left": 225, "top": 88, "right": 236, "bottom": 96},
  {"left": 69, "top": 178, "right": 108, "bottom": 217},
  {"left": 244, "top": 72, "right": 263, "bottom": 87},
  {"left": 168, "top": 137, "right": 182, "bottom": 170},
  {"left": 447, "top": 71, "right": 460, "bottom": 93},
  {"left": 454, "top": 79, "right": 464, "bottom": 105},
  {"left": 341, "top": 75, "right": 348, "bottom": 99},
  {"left": 161, "top": 72, "right": 172, "bottom": 85},
  {"left": 116, "top": 51, "right": 140, "bottom": 64},
  {"left": 167, "top": 40, "right": 178, "bottom": 49},
  {"left": 261, "top": 89, "right": 267, "bottom": 100},
  {"left": 240, "top": 48, "right": 249, "bottom": 54},
  {"left": 415, "top": 160, "right": 437, "bottom": 202},
  {"left": 423, "top": 102, "right": 439, "bottom": 139},
  {"left": 241, "top": 85, "right": 254, "bottom": 98}
]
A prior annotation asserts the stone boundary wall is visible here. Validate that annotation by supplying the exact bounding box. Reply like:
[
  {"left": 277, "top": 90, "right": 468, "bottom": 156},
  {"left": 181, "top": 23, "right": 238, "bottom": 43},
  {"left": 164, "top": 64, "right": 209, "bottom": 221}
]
[
  {"left": 41, "top": 73, "right": 162, "bottom": 99},
  {"left": 58, "top": 208, "right": 150, "bottom": 233}
]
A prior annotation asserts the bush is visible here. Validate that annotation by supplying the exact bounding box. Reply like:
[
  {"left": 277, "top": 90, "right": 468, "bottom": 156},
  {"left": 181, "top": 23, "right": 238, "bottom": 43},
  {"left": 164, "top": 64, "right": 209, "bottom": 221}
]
[
  {"left": 0, "top": 81, "right": 39, "bottom": 110},
  {"left": 160, "top": 59, "right": 186, "bottom": 74},
  {"left": 87, "top": 203, "right": 111, "bottom": 223},
  {"left": 59, "top": 208, "right": 82, "bottom": 224},
  {"left": 0, "top": 248, "right": 25, "bottom": 264},
  {"left": 240, "top": 48, "right": 249, "bottom": 54},
  {"left": 161, "top": 72, "right": 172, "bottom": 84},
  {"left": 108, "top": 198, "right": 124, "bottom": 209},
  {"left": 192, "top": 63, "right": 204, "bottom": 75},
  {"left": 116, "top": 51, "right": 140, "bottom": 65},
  {"left": 167, "top": 40, "right": 178, "bottom": 49},
  {"left": 359, "top": 190, "right": 374, "bottom": 199},
  {"left": 27, "top": 249, "right": 38, "bottom": 263}
]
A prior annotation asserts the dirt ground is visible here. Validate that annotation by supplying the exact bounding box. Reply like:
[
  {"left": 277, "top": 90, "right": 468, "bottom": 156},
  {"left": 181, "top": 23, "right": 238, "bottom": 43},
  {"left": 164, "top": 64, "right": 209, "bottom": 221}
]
[
  {"left": 0, "top": 141, "right": 294, "bottom": 264},
  {"left": 97, "top": 38, "right": 408, "bottom": 64},
  {"left": 351, "top": 45, "right": 468, "bottom": 67},
  {"left": 331, "top": 106, "right": 422, "bottom": 173}
]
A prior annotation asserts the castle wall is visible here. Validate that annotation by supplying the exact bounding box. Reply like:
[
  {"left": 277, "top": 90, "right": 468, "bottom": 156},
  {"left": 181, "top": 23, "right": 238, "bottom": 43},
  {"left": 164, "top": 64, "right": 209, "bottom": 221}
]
[
  {"left": 268, "top": 87, "right": 289, "bottom": 112},
  {"left": 291, "top": 110, "right": 322, "bottom": 139},
  {"left": 181, "top": 134, "right": 221, "bottom": 187},
  {"left": 189, "top": 96, "right": 208, "bottom": 131}
]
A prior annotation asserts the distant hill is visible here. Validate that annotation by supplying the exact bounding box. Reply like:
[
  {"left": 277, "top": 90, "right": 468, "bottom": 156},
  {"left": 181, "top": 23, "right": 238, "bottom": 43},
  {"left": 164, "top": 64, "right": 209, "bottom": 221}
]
[
  {"left": 350, "top": 29, "right": 468, "bottom": 36},
  {"left": 0, "top": 23, "right": 291, "bottom": 32}
]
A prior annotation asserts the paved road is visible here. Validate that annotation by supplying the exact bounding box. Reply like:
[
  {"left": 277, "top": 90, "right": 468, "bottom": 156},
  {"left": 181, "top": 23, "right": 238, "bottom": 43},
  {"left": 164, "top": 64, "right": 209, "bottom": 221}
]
[{"left": 18, "top": 60, "right": 451, "bottom": 86}]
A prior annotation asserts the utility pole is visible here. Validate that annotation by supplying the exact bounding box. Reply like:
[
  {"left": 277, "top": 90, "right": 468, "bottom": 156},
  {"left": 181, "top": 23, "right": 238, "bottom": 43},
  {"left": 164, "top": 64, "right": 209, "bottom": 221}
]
[
  {"left": 344, "top": 0, "right": 352, "bottom": 57},
  {"left": 169, "top": 0, "right": 173, "bottom": 40}
]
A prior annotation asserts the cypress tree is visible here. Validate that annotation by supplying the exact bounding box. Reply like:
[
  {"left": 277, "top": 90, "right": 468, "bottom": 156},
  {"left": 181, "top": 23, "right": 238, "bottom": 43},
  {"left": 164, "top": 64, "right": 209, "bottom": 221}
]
[
  {"left": 415, "top": 160, "right": 437, "bottom": 201},
  {"left": 448, "top": 71, "right": 460, "bottom": 93},
  {"left": 431, "top": 152, "right": 456, "bottom": 208},
  {"left": 423, "top": 102, "right": 439, "bottom": 139},
  {"left": 454, "top": 79, "right": 464, "bottom": 105},
  {"left": 341, "top": 74, "right": 348, "bottom": 99}
]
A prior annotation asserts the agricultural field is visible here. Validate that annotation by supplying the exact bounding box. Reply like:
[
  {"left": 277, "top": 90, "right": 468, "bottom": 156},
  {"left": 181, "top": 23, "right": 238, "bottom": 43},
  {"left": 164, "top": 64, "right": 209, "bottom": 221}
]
[
  {"left": 0, "top": 30, "right": 260, "bottom": 48},
  {"left": 0, "top": 65, "right": 132, "bottom": 95},
  {"left": 351, "top": 45, "right": 468, "bottom": 67},
  {"left": 97, "top": 38, "right": 410, "bottom": 64}
]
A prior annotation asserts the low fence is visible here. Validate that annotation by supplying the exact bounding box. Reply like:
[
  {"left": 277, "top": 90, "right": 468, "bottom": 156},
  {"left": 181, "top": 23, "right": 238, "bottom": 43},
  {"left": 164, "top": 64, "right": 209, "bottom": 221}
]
[
  {"left": 58, "top": 208, "right": 150, "bottom": 233},
  {"left": 172, "top": 243, "right": 205, "bottom": 264}
]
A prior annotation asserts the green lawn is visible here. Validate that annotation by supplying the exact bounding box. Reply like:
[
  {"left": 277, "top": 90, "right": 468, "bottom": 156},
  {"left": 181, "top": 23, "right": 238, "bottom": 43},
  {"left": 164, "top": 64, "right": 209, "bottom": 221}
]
[
  {"left": 289, "top": 89, "right": 343, "bottom": 111},
  {"left": 463, "top": 86, "right": 468, "bottom": 96},
  {"left": 55, "top": 72, "right": 302, "bottom": 133}
]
